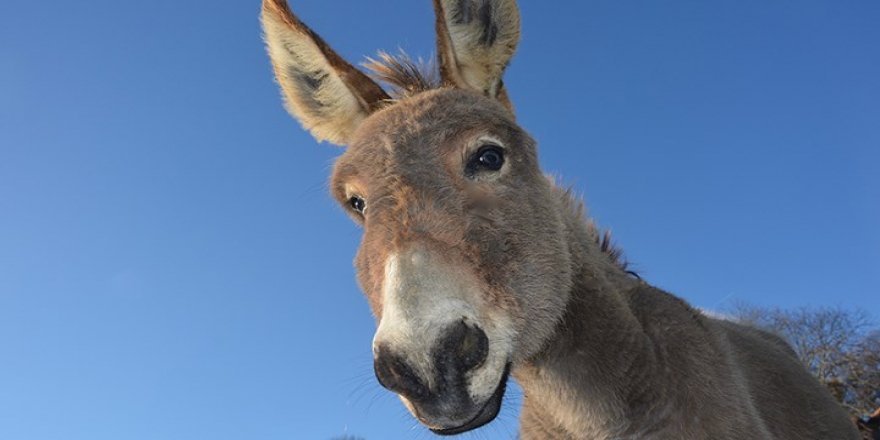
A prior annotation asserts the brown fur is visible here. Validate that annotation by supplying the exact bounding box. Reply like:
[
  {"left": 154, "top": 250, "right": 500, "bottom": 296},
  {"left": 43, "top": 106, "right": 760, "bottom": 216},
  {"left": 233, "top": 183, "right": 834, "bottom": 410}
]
[
  {"left": 261, "top": 0, "right": 390, "bottom": 144},
  {"left": 261, "top": 1, "right": 859, "bottom": 438},
  {"left": 363, "top": 51, "right": 441, "bottom": 99}
]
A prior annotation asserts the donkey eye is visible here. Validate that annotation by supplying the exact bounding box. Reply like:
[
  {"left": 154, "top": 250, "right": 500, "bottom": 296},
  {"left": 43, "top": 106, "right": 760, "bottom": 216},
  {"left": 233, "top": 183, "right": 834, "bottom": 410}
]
[
  {"left": 467, "top": 145, "right": 505, "bottom": 175},
  {"left": 349, "top": 196, "right": 366, "bottom": 215},
  {"left": 477, "top": 146, "right": 504, "bottom": 170}
]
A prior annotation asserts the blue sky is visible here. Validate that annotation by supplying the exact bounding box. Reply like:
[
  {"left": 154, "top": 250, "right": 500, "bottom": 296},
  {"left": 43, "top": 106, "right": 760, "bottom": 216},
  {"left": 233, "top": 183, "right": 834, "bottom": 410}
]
[{"left": 1, "top": 0, "right": 878, "bottom": 439}]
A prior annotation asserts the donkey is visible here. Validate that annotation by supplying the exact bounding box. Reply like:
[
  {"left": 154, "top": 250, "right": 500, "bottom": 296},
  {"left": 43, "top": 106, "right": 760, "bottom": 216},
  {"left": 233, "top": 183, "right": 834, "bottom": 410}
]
[{"left": 260, "top": 0, "right": 859, "bottom": 438}]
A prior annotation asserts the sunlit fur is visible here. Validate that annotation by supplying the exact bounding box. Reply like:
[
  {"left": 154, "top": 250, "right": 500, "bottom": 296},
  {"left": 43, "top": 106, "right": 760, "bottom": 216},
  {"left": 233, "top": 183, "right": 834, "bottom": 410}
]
[
  {"left": 261, "top": 0, "right": 389, "bottom": 144},
  {"left": 261, "top": 0, "right": 859, "bottom": 438}
]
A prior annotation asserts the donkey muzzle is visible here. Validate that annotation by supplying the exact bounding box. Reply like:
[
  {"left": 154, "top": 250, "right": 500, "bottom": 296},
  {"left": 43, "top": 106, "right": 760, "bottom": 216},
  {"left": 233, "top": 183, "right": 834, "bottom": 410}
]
[{"left": 373, "top": 321, "right": 507, "bottom": 434}]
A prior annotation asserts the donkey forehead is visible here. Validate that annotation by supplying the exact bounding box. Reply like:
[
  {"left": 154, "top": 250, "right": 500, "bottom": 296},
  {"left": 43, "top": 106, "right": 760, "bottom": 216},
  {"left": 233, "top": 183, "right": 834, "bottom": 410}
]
[
  {"left": 333, "top": 89, "right": 520, "bottom": 184},
  {"left": 356, "top": 90, "right": 515, "bottom": 153}
]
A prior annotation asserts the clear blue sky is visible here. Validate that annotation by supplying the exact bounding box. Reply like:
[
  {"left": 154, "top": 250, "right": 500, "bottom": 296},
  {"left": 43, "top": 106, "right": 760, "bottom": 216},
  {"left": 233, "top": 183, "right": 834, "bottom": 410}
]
[{"left": 1, "top": 0, "right": 878, "bottom": 439}]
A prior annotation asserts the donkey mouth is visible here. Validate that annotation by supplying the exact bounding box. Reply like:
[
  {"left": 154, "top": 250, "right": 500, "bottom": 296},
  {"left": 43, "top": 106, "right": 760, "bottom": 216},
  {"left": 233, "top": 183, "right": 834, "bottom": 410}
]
[{"left": 429, "top": 363, "right": 511, "bottom": 436}]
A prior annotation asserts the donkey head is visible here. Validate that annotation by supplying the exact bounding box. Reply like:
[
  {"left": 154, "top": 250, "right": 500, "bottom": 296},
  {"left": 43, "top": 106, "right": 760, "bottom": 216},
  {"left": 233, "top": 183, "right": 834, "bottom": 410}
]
[{"left": 263, "top": 0, "right": 574, "bottom": 434}]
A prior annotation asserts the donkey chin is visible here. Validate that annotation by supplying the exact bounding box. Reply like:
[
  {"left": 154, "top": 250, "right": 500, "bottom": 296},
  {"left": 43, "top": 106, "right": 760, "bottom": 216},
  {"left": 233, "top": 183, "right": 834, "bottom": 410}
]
[{"left": 370, "top": 250, "right": 516, "bottom": 435}]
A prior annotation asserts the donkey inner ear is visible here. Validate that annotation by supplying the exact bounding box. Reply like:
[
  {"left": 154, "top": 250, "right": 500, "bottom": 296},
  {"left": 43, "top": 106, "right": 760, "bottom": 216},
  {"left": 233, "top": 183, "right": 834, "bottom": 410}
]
[
  {"left": 261, "top": 0, "right": 390, "bottom": 145},
  {"left": 433, "top": 0, "right": 521, "bottom": 111}
]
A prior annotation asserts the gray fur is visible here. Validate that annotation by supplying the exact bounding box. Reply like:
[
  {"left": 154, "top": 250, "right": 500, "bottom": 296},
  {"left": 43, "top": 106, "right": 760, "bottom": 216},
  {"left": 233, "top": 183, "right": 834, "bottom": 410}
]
[{"left": 260, "top": 1, "right": 859, "bottom": 438}]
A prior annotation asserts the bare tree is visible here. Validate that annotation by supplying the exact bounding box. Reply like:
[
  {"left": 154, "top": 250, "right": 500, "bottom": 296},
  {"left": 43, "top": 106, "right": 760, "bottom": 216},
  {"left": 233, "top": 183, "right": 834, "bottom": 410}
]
[
  {"left": 850, "top": 331, "right": 880, "bottom": 417},
  {"left": 730, "top": 304, "right": 879, "bottom": 419}
]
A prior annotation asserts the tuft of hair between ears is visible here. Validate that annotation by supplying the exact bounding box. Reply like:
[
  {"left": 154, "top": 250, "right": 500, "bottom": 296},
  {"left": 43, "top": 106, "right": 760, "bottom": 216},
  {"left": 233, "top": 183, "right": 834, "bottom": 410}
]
[{"left": 363, "top": 50, "right": 442, "bottom": 99}]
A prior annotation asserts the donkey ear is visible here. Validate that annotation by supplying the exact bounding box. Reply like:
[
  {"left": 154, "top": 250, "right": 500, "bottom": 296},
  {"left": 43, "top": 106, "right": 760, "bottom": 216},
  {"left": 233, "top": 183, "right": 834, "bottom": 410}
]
[
  {"left": 433, "top": 0, "right": 521, "bottom": 111},
  {"left": 261, "top": 0, "right": 390, "bottom": 145}
]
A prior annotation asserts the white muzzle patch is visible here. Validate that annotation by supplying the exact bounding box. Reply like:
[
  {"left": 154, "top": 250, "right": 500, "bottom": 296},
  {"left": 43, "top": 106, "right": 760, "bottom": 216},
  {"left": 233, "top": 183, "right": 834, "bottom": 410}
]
[{"left": 372, "top": 249, "right": 514, "bottom": 403}]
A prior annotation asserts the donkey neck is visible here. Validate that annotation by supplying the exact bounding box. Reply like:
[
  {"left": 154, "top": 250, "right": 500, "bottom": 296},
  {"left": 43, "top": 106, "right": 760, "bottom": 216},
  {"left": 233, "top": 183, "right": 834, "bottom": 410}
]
[{"left": 512, "top": 188, "right": 686, "bottom": 438}]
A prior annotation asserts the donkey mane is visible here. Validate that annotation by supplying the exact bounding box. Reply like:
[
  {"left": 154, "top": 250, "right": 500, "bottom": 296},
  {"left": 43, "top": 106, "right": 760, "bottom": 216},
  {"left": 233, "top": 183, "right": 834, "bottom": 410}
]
[
  {"left": 557, "top": 186, "right": 634, "bottom": 274},
  {"left": 363, "top": 50, "right": 442, "bottom": 99}
]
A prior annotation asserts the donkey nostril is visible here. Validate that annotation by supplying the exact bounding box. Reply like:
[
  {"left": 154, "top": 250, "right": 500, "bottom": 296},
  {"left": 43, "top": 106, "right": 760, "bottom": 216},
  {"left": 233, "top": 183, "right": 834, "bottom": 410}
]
[
  {"left": 453, "top": 322, "right": 489, "bottom": 371},
  {"left": 373, "top": 345, "right": 430, "bottom": 400}
]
